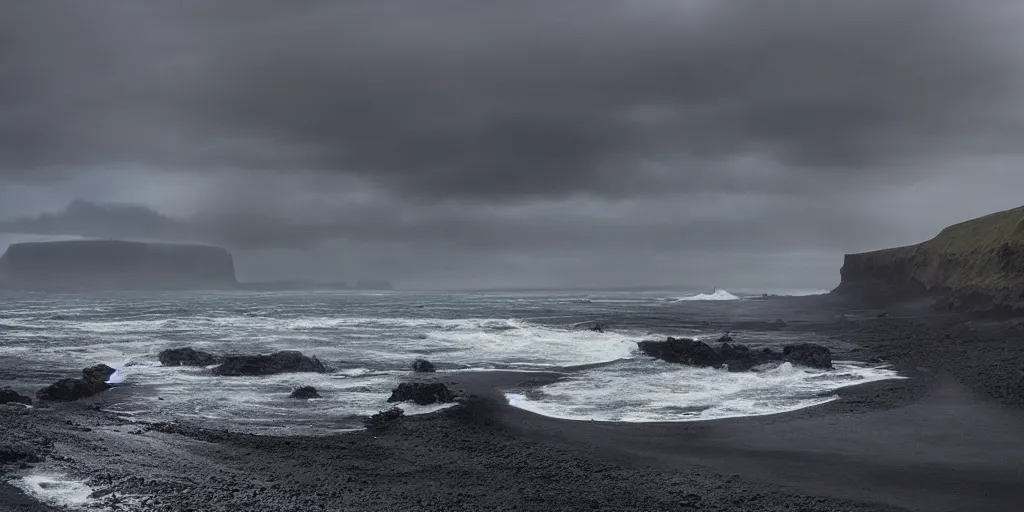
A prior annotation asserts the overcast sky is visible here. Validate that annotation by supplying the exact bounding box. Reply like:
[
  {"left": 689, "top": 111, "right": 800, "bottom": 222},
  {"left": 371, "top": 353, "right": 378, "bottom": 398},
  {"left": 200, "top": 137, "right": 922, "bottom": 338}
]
[{"left": 3, "top": 0, "right": 1024, "bottom": 289}]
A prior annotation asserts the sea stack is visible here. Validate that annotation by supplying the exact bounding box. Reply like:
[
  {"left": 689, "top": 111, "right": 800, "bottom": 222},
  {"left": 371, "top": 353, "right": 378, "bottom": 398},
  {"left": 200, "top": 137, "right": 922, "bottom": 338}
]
[
  {"left": 0, "top": 240, "right": 237, "bottom": 290},
  {"left": 833, "top": 205, "right": 1024, "bottom": 315}
]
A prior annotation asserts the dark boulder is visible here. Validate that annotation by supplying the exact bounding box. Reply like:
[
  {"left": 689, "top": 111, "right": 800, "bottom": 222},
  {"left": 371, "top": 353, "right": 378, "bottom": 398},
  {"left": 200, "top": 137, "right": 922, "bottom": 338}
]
[
  {"left": 289, "top": 386, "right": 320, "bottom": 399},
  {"left": 387, "top": 382, "right": 455, "bottom": 405},
  {"left": 639, "top": 338, "right": 834, "bottom": 371},
  {"left": 716, "top": 332, "right": 734, "bottom": 343},
  {"left": 636, "top": 338, "right": 722, "bottom": 367},
  {"left": 82, "top": 364, "right": 116, "bottom": 383},
  {"left": 0, "top": 388, "right": 32, "bottom": 406},
  {"left": 36, "top": 364, "right": 114, "bottom": 402},
  {"left": 212, "top": 351, "right": 327, "bottom": 376},
  {"left": 365, "top": 407, "right": 404, "bottom": 432},
  {"left": 411, "top": 359, "right": 436, "bottom": 373},
  {"left": 783, "top": 344, "right": 833, "bottom": 369},
  {"left": 159, "top": 347, "right": 221, "bottom": 367}
]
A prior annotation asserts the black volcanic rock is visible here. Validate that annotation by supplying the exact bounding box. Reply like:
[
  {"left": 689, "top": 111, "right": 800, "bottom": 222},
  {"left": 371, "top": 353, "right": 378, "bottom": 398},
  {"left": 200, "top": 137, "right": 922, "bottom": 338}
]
[
  {"left": 36, "top": 364, "right": 115, "bottom": 402},
  {"left": 0, "top": 388, "right": 32, "bottom": 406},
  {"left": 159, "top": 347, "right": 221, "bottom": 367},
  {"left": 636, "top": 337, "right": 722, "bottom": 367},
  {"left": 783, "top": 344, "right": 833, "bottom": 369},
  {"left": 411, "top": 359, "right": 436, "bottom": 373},
  {"left": 212, "top": 351, "right": 327, "bottom": 376},
  {"left": 0, "top": 240, "right": 237, "bottom": 290},
  {"left": 387, "top": 382, "right": 455, "bottom": 405},
  {"left": 289, "top": 386, "right": 321, "bottom": 399},
  {"left": 717, "top": 332, "right": 734, "bottom": 343},
  {"left": 638, "top": 338, "right": 833, "bottom": 371}
]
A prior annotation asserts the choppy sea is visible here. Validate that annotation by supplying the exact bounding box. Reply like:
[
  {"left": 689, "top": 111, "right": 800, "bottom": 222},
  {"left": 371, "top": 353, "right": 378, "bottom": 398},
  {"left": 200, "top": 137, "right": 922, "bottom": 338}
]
[{"left": 0, "top": 289, "right": 899, "bottom": 434}]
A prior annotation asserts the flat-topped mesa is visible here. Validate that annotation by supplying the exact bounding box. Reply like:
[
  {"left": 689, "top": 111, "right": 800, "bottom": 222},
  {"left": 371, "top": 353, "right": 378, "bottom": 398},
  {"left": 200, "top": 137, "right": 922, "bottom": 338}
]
[
  {"left": 833, "top": 206, "right": 1024, "bottom": 314},
  {"left": 0, "top": 240, "right": 237, "bottom": 290}
]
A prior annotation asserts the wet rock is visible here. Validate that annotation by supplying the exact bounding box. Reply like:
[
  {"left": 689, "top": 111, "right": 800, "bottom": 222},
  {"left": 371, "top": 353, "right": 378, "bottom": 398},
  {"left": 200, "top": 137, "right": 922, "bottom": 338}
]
[
  {"left": 82, "top": 364, "right": 116, "bottom": 383},
  {"left": 0, "top": 388, "right": 32, "bottom": 406},
  {"left": 387, "top": 382, "right": 455, "bottom": 405},
  {"left": 212, "top": 351, "right": 327, "bottom": 376},
  {"left": 36, "top": 364, "right": 115, "bottom": 402},
  {"left": 717, "top": 332, "right": 734, "bottom": 343},
  {"left": 639, "top": 338, "right": 834, "bottom": 371},
  {"left": 636, "top": 337, "right": 722, "bottom": 367},
  {"left": 411, "top": 358, "right": 436, "bottom": 373},
  {"left": 159, "top": 347, "right": 221, "bottom": 367},
  {"left": 289, "top": 386, "right": 320, "bottom": 399},
  {"left": 364, "top": 407, "right": 404, "bottom": 432},
  {"left": 783, "top": 344, "right": 833, "bottom": 369},
  {"left": 590, "top": 323, "right": 605, "bottom": 333}
]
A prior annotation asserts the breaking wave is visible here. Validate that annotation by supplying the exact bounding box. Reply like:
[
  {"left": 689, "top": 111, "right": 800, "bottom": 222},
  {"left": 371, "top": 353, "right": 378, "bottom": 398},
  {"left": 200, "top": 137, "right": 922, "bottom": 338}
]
[{"left": 671, "top": 289, "right": 741, "bottom": 301}]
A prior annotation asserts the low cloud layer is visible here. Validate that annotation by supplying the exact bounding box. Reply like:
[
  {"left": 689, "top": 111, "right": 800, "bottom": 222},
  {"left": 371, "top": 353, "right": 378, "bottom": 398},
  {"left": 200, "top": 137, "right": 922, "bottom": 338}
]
[{"left": 3, "top": 1, "right": 1024, "bottom": 288}]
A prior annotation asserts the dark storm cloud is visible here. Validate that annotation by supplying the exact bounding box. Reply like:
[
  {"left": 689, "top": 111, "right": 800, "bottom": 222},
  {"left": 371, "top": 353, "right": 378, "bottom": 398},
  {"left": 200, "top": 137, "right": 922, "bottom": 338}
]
[
  {"left": 2, "top": 0, "right": 1022, "bottom": 199},
  {"left": 3, "top": 1, "right": 1024, "bottom": 288}
]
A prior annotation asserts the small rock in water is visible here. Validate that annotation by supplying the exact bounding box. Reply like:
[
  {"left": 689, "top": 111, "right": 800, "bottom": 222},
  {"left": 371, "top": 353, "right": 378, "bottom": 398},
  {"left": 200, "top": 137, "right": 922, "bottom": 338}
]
[
  {"left": 411, "top": 359, "right": 436, "bottom": 373},
  {"left": 0, "top": 388, "right": 32, "bottom": 406},
  {"left": 289, "top": 386, "right": 321, "bottom": 399},
  {"left": 716, "top": 331, "right": 734, "bottom": 343},
  {"left": 387, "top": 382, "right": 455, "bottom": 405}
]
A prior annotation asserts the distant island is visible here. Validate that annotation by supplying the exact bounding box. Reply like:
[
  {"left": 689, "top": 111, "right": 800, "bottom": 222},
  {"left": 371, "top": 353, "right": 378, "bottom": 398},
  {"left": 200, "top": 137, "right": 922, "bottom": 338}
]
[
  {"left": 0, "top": 240, "right": 237, "bottom": 290},
  {"left": 833, "top": 205, "right": 1024, "bottom": 315},
  {"left": 0, "top": 239, "right": 395, "bottom": 292}
]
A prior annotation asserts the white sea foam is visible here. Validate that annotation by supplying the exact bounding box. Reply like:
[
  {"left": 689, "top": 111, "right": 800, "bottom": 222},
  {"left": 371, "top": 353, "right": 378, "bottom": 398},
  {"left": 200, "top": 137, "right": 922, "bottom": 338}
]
[
  {"left": 506, "top": 361, "right": 903, "bottom": 422},
  {"left": 671, "top": 289, "right": 741, "bottom": 301},
  {"left": 13, "top": 473, "right": 95, "bottom": 510}
]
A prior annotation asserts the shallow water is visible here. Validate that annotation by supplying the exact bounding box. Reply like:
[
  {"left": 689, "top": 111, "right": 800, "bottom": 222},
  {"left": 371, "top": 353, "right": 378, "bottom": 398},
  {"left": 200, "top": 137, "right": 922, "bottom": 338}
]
[{"left": 0, "top": 289, "right": 898, "bottom": 433}]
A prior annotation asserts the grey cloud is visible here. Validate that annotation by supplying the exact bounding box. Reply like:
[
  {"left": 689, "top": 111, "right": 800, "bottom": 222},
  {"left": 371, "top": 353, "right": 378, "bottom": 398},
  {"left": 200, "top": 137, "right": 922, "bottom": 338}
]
[
  {"left": 3, "top": 1, "right": 1024, "bottom": 288},
  {"left": 3, "top": 1, "right": 1023, "bottom": 200}
]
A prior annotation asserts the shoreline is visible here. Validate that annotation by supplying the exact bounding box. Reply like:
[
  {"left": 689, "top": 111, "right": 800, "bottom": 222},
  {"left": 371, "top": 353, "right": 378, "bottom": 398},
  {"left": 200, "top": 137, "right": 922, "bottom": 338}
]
[{"left": 3, "top": 310, "right": 1024, "bottom": 511}]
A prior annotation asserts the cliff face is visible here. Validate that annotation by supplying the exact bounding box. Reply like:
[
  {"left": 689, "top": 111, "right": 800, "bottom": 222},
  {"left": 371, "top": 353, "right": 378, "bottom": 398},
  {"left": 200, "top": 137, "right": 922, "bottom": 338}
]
[
  {"left": 834, "top": 206, "right": 1024, "bottom": 313},
  {"left": 0, "top": 240, "right": 237, "bottom": 290}
]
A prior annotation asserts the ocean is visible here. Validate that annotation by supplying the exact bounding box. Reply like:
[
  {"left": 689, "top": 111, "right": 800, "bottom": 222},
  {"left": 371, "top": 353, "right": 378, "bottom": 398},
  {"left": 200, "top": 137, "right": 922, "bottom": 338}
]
[{"left": 0, "top": 289, "right": 899, "bottom": 434}]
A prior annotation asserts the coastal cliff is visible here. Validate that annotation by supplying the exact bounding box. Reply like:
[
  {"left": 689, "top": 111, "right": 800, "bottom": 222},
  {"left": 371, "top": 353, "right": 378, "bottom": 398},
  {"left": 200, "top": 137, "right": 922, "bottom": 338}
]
[
  {"left": 834, "top": 206, "right": 1024, "bottom": 313},
  {"left": 0, "top": 240, "right": 237, "bottom": 290}
]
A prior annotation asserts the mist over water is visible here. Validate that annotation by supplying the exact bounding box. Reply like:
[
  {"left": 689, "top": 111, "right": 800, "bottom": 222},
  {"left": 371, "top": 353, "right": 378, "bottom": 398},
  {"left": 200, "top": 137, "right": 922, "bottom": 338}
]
[{"left": 0, "top": 289, "right": 898, "bottom": 433}]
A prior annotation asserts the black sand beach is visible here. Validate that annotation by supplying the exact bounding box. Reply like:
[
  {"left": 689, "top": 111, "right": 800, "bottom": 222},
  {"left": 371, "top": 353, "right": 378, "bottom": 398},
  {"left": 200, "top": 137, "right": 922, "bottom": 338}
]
[{"left": 3, "top": 303, "right": 1024, "bottom": 512}]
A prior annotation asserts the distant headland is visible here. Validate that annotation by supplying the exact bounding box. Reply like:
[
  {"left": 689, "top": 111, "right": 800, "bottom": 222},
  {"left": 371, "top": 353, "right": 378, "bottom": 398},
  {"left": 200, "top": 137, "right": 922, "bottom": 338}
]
[
  {"left": 0, "top": 240, "right": 238, "bottom": 290},
  {"left": 0, "top": 239, "right": 395, "bottom": 292}
]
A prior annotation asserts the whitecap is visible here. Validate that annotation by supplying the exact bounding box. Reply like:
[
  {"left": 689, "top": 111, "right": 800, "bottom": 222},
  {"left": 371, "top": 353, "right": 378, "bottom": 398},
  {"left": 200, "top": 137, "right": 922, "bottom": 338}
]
[
  {"left": 12, "top": 473, "right": 94, "bottom": 510},
  {"left": 670, "top": 289, "right": 741, "bottom": 301}
]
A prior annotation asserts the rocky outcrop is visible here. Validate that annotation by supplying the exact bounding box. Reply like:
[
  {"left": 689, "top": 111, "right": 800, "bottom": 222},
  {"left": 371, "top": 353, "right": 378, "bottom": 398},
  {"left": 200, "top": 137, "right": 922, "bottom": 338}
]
[
  {"left": 36, "top": 364, "right": 115, "bottom": 402},
  {"left": 0, "top": 240, "right": 237, "bottom": 290},
  {"left": 0, "top": 388, "right": 32, "bottom": 406},
  {"left": 159, "top": 347, "right": 221, "bottom": 367},
  {"left": 411, "top": 359, "right": 436, "bottom": 373},
  {"left": 833, "top": 206, "right": 1024, "bottom": 315},
  {"left": 289, "top": 386, "right": 321, "bottom": 399},
  {"left": 387, "top": 382, "right": 455, "bottom": 405},
  {"left": 637, "top": 338, "right": 833, "bottom": 371},
  {"left": 211, "top": 351, "right": 327, "bottom": 376}
]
